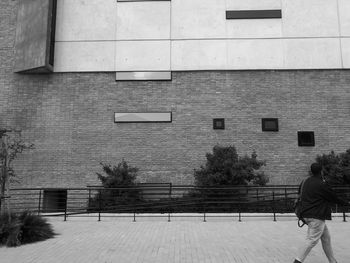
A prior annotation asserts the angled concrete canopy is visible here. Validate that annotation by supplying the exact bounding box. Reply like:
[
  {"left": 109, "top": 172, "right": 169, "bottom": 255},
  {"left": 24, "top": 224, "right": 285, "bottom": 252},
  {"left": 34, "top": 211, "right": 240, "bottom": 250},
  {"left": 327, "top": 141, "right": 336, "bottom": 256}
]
[{"left": 14, "top": 0, "right": 57, "bottom": 73}]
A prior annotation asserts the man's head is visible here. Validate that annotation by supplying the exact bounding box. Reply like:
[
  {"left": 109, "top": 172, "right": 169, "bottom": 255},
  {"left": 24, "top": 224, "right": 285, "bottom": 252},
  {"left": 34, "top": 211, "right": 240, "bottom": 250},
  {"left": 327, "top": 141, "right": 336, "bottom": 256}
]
[{"left": 310, "top": 163, "right": 322, "bottom": 176}]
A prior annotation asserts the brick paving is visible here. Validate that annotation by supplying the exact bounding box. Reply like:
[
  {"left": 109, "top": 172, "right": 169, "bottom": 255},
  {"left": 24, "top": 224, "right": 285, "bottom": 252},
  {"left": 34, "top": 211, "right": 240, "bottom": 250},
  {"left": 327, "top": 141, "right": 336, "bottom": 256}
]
[{"left": 0, "top": 214, "right": 349, "bottom": 263}]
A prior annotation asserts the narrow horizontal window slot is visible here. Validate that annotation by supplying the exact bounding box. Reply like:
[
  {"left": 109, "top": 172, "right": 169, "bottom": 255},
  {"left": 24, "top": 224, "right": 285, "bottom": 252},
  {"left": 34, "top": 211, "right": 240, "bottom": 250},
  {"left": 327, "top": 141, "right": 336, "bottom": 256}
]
[
  {"left": 115, "top": 112, "right": 172, "bottom": 123},
  {"left": 226, "top": 10, "right": 282, "bottom": 20},
  {"left": 117, "top": 0, "right": 170, "bottom": 2},
  {"left": 116, "top": 71, "right": 171, "bottom": 81}
]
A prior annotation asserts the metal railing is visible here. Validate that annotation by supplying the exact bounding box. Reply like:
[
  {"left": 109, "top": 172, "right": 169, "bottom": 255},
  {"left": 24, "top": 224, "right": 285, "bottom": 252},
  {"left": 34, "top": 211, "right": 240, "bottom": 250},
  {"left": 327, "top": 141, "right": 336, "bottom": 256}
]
[{"left": 7, "top": 185, "right": 350, "bottom": 222}]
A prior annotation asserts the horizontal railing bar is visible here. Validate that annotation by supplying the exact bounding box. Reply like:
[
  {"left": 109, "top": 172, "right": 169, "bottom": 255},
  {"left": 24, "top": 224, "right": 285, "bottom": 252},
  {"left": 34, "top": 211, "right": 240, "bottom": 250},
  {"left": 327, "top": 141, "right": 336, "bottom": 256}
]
[
  {"left": 10, "top": 185, "right": 350, "bottom": 192},
  {"left": 7, "top": 185, "right": 349, "bottom": 221}
]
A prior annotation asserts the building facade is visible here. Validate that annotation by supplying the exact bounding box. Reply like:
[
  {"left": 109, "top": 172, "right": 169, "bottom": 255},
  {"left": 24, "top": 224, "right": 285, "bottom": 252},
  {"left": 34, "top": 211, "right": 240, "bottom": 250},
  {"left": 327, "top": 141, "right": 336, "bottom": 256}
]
[{"left": 1, "top": 0, "right": 350, "bottom": 187}]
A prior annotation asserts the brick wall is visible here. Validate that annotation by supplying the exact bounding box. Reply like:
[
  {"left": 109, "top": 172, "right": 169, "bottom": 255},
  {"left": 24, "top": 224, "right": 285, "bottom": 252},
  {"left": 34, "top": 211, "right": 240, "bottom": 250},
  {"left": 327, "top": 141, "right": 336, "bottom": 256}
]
[{"left": 1, "top": 2, "right": 350, "bottom": 187}]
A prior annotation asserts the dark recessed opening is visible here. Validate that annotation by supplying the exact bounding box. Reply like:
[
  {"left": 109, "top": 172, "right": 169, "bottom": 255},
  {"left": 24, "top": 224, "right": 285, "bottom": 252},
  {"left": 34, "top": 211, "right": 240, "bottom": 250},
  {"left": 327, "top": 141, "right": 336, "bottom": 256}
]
[
  {"left": 213, "top": 118, "right": 225, "bottom": 130},
  {"left": 262, "top": 118, "right": 279, "bottom": 131},
  {"left": 43, "top": 189, "right": 67, "bottom": 213},
  {"left": 298, "top": 131, "right": 315, "bottom": 147},
  {"left": 48, "top": 0, "right": 57, "bottom": 66},
  {"left": 226, "top": 10, "right": 282, "bottom": 20}
]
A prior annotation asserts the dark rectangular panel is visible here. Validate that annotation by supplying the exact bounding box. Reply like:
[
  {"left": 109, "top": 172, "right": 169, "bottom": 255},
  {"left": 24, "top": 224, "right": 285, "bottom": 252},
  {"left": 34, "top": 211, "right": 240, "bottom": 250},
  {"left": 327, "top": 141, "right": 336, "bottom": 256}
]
[
  {"left": 14, "top": 0, "right": 57, "bottom": 73},
  {"left": 226, "top": 10, "right": 282, "bottom": 19},
  {"left": 43, "top": 190, "right": 67, "bottom": 213},
  {"left": 48, "top": 0, "right": 57, "bottom": 67},
  {"left": 262, "top": 118, "right": 279, "bottom": 131},
  {"left": 298, "top": 131, "right": 315, "bottom": 147}
]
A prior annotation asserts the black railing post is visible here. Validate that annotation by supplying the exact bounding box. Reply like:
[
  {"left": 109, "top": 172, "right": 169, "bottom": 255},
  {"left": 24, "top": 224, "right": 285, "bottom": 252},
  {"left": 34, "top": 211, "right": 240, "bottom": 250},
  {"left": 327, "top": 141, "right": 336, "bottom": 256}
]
[
  {"left": 98, "top": 189, "right": 101, "bottom": 222},
  {"left": 284, "top": 188, "right": 288, "bottom": 212},
  {"left": 133, "top": 200, "right": 136, "bottom": 222},
  {"left": 238, "top": 204, "right": 242, "bottom": 222},
  {"left": 343, "top": 210, "right": 347, "bottom": 222},
  {"left": 272, "top": 191, "right": 276, "bottom": 222},
  {"left": 133, "top": 188, "right": 136, "bottom": 222},
  {"left": 169, "top": 183, "right": 172, "bottom": 199},
  {"left": 88, "top": 188, "right": 91, "bottom": 214},
  {"left": 38, "top": 190, "right": 42, "bottom": 216},
  {"left": 168, "top": 198, "right": 171, "bottom": 222},
  {"left": 203, "top": 190, "right": 206, "bottom": 222},
  {"left": 64, "top": 191, "right": 67, "bottom": 221}
]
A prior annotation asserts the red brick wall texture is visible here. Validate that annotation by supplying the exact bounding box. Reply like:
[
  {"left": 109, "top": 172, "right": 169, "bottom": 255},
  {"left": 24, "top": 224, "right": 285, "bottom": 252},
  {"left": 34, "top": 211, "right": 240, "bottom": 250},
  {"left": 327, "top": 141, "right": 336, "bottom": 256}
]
[{"left": 1, "top": 1, "right": 350, "bottom": 187}]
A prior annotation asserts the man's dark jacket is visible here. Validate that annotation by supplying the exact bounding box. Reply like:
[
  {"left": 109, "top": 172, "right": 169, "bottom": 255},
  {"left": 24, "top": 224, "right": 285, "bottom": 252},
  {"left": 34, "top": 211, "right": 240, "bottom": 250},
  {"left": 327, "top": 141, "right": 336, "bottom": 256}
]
[{"left": 299, "top": 176, "right": 347, "bottom": 220}]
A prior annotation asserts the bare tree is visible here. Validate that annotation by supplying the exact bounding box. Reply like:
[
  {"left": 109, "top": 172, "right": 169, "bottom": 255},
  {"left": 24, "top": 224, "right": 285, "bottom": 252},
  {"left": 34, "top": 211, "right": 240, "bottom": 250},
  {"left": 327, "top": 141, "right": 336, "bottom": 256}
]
[{"left": 0, "top": 129, "right": 34, "bottom": 217}]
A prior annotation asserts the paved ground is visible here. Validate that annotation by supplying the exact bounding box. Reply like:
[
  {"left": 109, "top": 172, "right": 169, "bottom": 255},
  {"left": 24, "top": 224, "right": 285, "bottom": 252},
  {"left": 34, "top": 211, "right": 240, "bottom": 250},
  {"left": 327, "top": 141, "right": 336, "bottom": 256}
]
[{"left": 0, "top": 214, "right": 349, "bottom": 263}]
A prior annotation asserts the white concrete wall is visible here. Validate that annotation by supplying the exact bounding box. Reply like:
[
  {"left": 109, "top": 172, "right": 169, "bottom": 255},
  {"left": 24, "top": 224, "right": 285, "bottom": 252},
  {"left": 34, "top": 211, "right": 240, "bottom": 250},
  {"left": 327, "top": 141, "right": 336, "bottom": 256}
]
[
  {"left": 339, "top": 0, "right": 350, "bottom": 36},
  {"left": 341, "top": 39, "right": 350, "bottom": 68},
  {"left": 116, "top": 2, "right": 170, "bottom": 40},
  {"left": 116, "top": 41, "right": 171, "bottom": 71},
  {"left": 281, "top": 0, "right": 339, "bottom": 37},
  {"left": 283, "top": 38, "right": 342, "bottom": 69},
  {"left": 54, "top": 42, "right": 116, "bottom": 72},
  {"left": 54, "top": 0, "right": 117, "bottom": 72},
  {"left": 172, "top": 39, "right": 284, "bottom": 70},
  {"left": 54, "top": 0, "right": 350, "bottom": 72},
  {"left": 55, "top": 0, "right": 117, "bottom": 41}
]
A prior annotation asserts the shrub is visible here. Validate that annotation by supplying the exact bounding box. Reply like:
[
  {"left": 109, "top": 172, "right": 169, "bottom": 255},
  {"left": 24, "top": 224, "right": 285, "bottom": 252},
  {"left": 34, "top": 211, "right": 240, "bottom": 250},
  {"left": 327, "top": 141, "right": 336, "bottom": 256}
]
[
  {"left": 194, "top": 145, "right": 268, "bottom": 187},
  {"left": 89, "top": 160, "right": 141, "bottom": 212},
  {"left": 19, "top": 211, "right": 56, "bottom": 245},
  {"left": 97, "top": 160, "right": 138, "bottom": 188},
  {"left": 315, "top": 149, "right": 350, "bottom": 185},
  {"left": 0, "top": 212, "right": 12, "bottom": 245},
  {"left": 0, "top": 212, "right": 55, "bottom": 247},
  {"left": 191, "top": 145, "right": 268, "bottom": 212}
]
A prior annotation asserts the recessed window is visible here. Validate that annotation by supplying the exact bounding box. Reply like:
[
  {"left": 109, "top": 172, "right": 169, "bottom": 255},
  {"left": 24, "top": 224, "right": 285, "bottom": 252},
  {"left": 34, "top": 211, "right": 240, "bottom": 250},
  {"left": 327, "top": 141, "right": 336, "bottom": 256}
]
[
  {"left": 262, "top": 118, "right": 279, "bottom": 132},
  {"left": 298, "top": 131, "right": 315, "bottom": 147},
  {"left": 117, "top": 0, "right": 170, "bottom": 2},
  {"left": 115, "top": 112, "right": 172, "bottom": 123},
  {"left": 49, "top": 0, "right": 57, "bottom": 67},
  {"left": 213, "top": 118, "right": 225, "bottom": 130},
  {"left": 43, "top": 190, "right": 67, "bottom": 213},
  {"left": 116, "top": 71, "right": 171, "bottom": 81},
  {"left": 226, "top": 10, "right": 282, "bottom": 20}
]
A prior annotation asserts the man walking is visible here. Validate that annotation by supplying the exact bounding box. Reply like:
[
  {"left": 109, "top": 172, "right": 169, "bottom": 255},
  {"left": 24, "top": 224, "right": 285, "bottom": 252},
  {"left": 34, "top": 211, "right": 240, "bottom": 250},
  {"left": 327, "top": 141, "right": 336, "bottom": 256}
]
[{"left": 293, "top": 163, "right": 349, "bottom": 263}]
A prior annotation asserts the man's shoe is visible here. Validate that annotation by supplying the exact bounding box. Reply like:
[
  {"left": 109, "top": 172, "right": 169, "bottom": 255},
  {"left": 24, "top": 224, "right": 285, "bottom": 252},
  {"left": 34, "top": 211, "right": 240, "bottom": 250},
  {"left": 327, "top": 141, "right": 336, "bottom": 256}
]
[{"left": 293, "top": 260, "right": 302, "bottom": 263}]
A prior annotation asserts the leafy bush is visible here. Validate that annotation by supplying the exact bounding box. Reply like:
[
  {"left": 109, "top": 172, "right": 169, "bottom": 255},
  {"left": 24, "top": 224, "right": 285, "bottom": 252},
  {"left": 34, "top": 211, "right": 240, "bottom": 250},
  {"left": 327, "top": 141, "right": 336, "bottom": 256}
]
[
  {"left": 194, "top": 145, "right": 268, "bottom": 187},
  {"left": 0, "top": 212, "right": 55, "bottom": 247},
  {"left": 97, "top": 160, "right": 138, "bottom": 188},
  {"left": 0, "top": 212, "right": 12, "bottom": 245},
  {"left": 315, "top": 149, "right": 350, "bottom": 185},
  {"left": 89, "top": 160, "right": 141, "bottom": 212},
  {"left": 191, "top": 145, "right": 268, "bottom": 212}
]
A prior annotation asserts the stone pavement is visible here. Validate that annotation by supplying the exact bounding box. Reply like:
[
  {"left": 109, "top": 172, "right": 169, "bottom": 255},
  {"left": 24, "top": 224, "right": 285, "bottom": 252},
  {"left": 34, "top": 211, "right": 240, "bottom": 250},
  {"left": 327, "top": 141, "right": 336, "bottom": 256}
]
[{"left": 0, "top": 214, "right": 349, "bottom": 263}]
